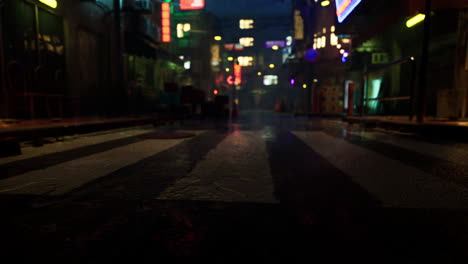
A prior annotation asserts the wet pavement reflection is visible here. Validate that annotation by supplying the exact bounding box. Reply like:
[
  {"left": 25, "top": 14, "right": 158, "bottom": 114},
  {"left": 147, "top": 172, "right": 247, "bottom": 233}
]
[{"left": 0, "top": 111, "right": 467, "bottom": 263}]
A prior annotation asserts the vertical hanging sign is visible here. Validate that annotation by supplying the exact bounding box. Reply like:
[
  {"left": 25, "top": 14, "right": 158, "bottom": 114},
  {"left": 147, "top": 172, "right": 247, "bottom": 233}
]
[
  {"left": 234, "top": 63, "right": 242, "bottom": 85},
  {"left": 161, "top": 3, "right": 171, "bottom": 43},
  {"left": 294, "top": 10, "right": 304, "bottom": 40}
]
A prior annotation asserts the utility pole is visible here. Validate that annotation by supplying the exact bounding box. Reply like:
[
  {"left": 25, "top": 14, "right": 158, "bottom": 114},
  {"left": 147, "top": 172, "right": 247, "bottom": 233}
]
[
  {"left": 417, "top": 0, "right": 432, "bottom": 123},
  {"left": 113, "top": 0, "right": 125, "bottom": 113}
]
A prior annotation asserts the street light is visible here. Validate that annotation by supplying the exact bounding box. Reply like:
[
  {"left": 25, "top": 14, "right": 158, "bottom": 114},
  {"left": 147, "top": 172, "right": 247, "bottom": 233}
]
[
  {"left": 321, "top": 0, "right": 330, "bottom": 7},
  {"left": 406, "top": 14, "right": 426, "bottom": 28},
  {"left": 214, "top": 36, "right": 222, "bottom": 41},
  {"left": 228, "top": 57, "right": 234, "bottom": 61},
  {"left": 272, "top": 45, "right": 279, "bottom": 50},
  {"left": 269, "top": 64, "right": 275, "bottom": 69}
]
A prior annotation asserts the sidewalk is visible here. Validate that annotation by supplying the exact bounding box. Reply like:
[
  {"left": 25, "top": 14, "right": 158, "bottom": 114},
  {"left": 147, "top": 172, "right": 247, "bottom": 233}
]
[
  {"left": 0, "top": 114, "right": 175, "bottom": 142},
  {"left": 344, "top": 116, "right": 468, "bottom": 139}
]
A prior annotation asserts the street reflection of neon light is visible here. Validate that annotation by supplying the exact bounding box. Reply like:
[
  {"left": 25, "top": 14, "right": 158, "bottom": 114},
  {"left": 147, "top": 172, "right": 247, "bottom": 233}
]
[
  {"left": 40, "top": 0, "right": 57, "bottom": 8},
  {"left": 335, "top": 0, "right": 362, "bottom": 23}
]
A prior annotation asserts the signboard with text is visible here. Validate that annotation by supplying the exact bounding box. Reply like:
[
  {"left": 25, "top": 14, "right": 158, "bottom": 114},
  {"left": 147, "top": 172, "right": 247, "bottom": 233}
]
[
  {"left": 265, "top": 40, "right": 286, "bottom": 48},
  {"left": 224, "top": 43, "right": 244, "bottom": 51},
  {"left": 335, "top": 0, "right": 362, "bottom": 23},
  {"left": 180, "top": 0, "right": 205, "bottom": 10}
]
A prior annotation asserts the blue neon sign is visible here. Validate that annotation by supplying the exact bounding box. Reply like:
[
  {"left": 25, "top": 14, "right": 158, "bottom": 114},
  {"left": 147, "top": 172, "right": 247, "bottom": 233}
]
[{"left": 335, "top": 0, "right": 362, "bottom": 23}]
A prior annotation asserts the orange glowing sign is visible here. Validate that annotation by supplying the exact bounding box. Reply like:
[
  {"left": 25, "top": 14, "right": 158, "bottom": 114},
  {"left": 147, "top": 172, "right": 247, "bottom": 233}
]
[
  {"left": 161, "top": 3, "right": 171, "bottom": 42},
  {"left": 226, "top": 64, "right": 242, "bottom": 85},
  {"left": 180, "top": 0, "right": 205, "bottom": 10}
]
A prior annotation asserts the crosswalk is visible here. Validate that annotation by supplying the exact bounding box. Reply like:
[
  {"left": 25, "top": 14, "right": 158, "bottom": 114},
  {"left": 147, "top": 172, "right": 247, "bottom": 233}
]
[
  {"left": 158, "top": 131, "right": 275, "bottom": 203},
  {"left": 0, "top": 125, "right": 467, "bottom": 209},
  {"left": 293, "top": 131, "right": 468, "bottom": 209}
]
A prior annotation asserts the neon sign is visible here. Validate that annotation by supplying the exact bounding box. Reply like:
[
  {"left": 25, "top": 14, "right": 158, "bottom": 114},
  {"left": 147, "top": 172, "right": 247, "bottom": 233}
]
[
  {"left": 335, "top": 0, "right": 362, "bottom": 23},
  {"left": 265, "top": 41, "right": 286, "bottom": 48},
  {"left": 39, "top": 0, "right": 57, "bottom": 8},
  {"left": 180, "top": 0, "right": 205, "bottom": 10},
  {"left": 161, "top": 3, "right": 171, "bottom": 43},
  {"left": 227, "top": 64, "right": 242, "bottom": 85}
]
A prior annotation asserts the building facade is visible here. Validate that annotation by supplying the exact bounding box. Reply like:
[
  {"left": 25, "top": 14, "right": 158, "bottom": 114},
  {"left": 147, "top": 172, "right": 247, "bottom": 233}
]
[
  {"left": 0, "top": 0, "right": 186, "bottom": 119},
  {"left": 292, "top": 0, "right": 468, "bottom": 120}
]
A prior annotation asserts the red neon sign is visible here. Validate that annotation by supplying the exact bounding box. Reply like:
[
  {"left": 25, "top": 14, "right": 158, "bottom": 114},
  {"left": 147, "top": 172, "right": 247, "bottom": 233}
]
[
  {"left": 161, "top": 3, "right": 171, "bottom": 42},
  {"left": 180, "top": 0, "right": 205, "bottom": 10},
  {"left": 226, "top": 64, "right": 242, "bottom": 85}
]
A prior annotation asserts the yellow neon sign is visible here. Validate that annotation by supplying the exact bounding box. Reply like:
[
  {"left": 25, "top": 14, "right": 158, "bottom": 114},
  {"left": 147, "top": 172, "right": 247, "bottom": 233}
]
[
  {"left": 40, "top": 0, "right": 57, "bottom": 8},
  {"left": 406, "top": 14, "right": 425, "bottom": 28}
]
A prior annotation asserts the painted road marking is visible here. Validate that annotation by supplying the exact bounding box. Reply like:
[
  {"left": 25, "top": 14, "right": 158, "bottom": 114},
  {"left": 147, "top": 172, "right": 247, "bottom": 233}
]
[
  {"left": 293, "top": 131, "right": 468, "bottom": 209},
  {"left": 0, "top": 132, "right": 205, "bottom": 195}
]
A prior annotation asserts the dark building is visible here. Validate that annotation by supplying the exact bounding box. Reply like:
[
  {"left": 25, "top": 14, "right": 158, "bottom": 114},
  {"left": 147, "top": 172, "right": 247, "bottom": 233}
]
[
  {"left": 0, "top": 0, "right": 186, "bottom": 119},
  {"left": 292, "top": 0, "right": 468, "bottom": 120}
]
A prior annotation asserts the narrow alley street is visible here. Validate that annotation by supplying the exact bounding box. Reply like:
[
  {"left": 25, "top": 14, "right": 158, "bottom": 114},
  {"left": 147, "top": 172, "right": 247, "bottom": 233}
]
[{"left": 0, "top": 111, "right": 467, "bottom": 262}]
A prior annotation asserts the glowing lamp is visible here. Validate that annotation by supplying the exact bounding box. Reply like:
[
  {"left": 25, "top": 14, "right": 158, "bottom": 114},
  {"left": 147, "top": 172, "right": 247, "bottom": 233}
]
[
  {"left": 225, "top": 68, "right": 230, "bottom": 72},
  {"left": 290, "top": 78, "right": 296, "bottom": 85},
  {"left": 228, "top": 57, "right": 234, "bottom": 61},
  {"left": 272, "top": 45, "right": 279, "bottom": 50},
  {"left": 302, "top": 84, "right": 307, "bottom": 89},
  {"left": 406, "top": 14, "right": 425, "bottom": 28},
  {"left": 342, "top": 52, "right": 349, "bottom": 63},
  {"left": 305, "top": 49, "right": 319, "bottom": 62},
  {"left": 214, "top": 36, "right": 222, "bottom": 41},
  {"left": 40, "top": 0, "right": 57, "bottom": 8},
  {"left": 257, "top": 72, "right": 262, "bottom": 76},
  {"left": 321, "top": 0, "right": 330, "bottom": 7},
  {"left": 213, "top": 89, "right": 219, "bottom": 95},
  {"left": 269, "top": 64, "right": 275, "bottom": 69}
]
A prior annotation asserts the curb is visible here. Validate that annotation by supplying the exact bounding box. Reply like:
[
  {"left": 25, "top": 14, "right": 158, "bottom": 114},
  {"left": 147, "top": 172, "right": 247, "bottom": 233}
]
[
  {"left": 343, "top": 116, "right": 468, "bottom": 140},
  {"left": 0, "top": 115, "right": 178, "bottom": 143}
]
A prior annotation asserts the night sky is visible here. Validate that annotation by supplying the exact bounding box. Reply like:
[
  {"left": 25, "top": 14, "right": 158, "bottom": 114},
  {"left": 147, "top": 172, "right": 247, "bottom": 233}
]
[{"left": 204, "top": 0, "right": 292, "bottom": 17}]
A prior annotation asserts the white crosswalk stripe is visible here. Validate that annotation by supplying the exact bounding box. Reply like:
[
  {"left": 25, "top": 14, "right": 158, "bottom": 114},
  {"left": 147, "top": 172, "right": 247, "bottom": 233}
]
[
  {"left": 158, "top": 131, "right": 277, "bottom": 203},
  {"left": 293, "top": 131, "right": 468, "bottom": 209},
  {"left": 0, "top": 126, "right": 156, "bottom": 165},
  {"left": 350, "top": 130, "right": 468, "bottom": 165},
  {"left": 0, "top": 131, "right": 205, "bottom": 195}
]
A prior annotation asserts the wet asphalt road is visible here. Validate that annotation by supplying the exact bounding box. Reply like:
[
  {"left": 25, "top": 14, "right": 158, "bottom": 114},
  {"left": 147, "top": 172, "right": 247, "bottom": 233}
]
[{"left": 0, "top": 111, "right": 467, "bottom": 263}]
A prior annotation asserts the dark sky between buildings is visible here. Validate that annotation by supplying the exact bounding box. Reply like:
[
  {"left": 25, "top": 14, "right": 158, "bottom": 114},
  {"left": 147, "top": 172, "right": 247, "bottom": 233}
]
[{"left": 204, "top": 0, "right": 292, "bottom": 17}]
